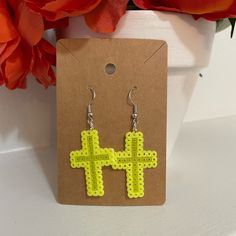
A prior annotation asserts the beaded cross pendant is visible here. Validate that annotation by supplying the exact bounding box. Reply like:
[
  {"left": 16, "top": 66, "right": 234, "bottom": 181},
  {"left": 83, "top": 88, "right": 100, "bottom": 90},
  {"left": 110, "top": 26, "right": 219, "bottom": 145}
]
[
  {"left": 70, "top": 130, "right": 115, "bottom": 197},
  {"left": 112, "top": 131, "right": 157, "bottom": 198}
]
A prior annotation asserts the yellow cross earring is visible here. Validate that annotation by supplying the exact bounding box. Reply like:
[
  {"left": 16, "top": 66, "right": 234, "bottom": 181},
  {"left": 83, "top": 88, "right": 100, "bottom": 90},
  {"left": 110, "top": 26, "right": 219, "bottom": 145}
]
[
  {"left": 70, "top": 87, "right": 115, "bottom": 197},
  {"left": 112, "top": 86, "right": 158, "bottom": 198}
]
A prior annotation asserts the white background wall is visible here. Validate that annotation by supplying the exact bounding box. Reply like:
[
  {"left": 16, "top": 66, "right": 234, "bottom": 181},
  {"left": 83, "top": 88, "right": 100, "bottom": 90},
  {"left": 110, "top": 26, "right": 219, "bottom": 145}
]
[
  {"left": 0, "top": 27, "right": 236, "bottom": 153},
  {"left": 0, "top": 81, "right": 56, "bottom": 153},
  {"left": 185, "top": 27, "right": 236, "bottom": 121}
]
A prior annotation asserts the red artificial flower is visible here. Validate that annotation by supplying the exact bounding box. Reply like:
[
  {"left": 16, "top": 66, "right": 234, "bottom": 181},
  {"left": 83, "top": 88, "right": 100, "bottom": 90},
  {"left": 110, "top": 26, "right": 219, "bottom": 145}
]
[
  {"left": 0, "top": 1, "right": 20, "bottom": 70},
  {"left": 2, "top": 0, "right": 236, "bottom": 90},
  {"left": 133, "top": 0, "right": 236, "bottom": 20},
  {"left": 24, "top": 0, "right": 102, "bottom": 21},
  {"left": 2, "top": 40, "right": 32, "bottom": 89},
  {"left": 0, "top": 1, "right": 55, "bottom": 89},
  {"left": 1, "top": 0, "right": 106, "bottom": 89},
  {"left": 84, "top": 0, "right": 129, "bottom": 33},
  {"left": 31, "top": 39, "right": 56, "bottom": 87},
  {"left": 0, "top": 1, "right": 25, "bottom": 89},
  {"left": 77, "top": 0, "right": 236, "bottom": 33}
]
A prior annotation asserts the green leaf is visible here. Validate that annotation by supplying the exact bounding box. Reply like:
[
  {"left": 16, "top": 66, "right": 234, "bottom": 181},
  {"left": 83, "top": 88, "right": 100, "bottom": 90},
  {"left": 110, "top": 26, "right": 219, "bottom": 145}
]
[
  {"left": 229, "top": 18, "right": 236, "bottom": 38},
  {"left": 127, "top": 0, "right": 139, "bottom": 10},
  {"left": 127, "top": 5, "right": 139, "bottom": 10},
  {"left": 216, "top": 19, "right": 231, "bottom": 32}
]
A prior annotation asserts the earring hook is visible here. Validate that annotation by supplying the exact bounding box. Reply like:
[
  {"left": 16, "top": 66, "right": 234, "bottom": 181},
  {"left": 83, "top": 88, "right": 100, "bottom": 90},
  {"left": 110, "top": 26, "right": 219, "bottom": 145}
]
[
  {"left": 87, "top": 86, "right": 96, "bottom": 129},
  {"left": 87, "top": 86, "right": 96, "bottom": 107},
  {"left": 128, "top": 86, "right": 138, "bottom": 132},
  {"left": 128, "top": 86, "right": 138, "bottom": 114}
]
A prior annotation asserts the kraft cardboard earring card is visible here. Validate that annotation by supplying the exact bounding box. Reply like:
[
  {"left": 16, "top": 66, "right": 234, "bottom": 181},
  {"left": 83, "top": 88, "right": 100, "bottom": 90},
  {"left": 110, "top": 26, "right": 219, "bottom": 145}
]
[{"left": 57, "top": 38, "right": 167, "bottom": 205}]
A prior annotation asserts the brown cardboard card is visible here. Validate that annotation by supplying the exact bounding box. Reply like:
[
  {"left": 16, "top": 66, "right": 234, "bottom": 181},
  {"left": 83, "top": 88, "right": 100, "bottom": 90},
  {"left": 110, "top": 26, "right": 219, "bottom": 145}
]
[{"left": 57, "top": 38, "right": 167, "bottom": 205}]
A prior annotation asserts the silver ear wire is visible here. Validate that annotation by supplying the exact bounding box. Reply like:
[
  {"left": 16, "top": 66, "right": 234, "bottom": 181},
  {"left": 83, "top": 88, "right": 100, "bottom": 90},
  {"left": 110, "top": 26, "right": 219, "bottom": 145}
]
[
  {"left": 128, "top": 86, "right": 138, "bottom": 132},
  {"left": 87, "top": 86, "right": 96, "bottom": 130}
]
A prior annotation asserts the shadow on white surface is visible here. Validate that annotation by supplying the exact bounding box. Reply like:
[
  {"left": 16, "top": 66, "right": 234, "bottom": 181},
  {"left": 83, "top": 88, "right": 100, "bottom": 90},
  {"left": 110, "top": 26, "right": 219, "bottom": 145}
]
[
  {"left": 168, "top": 115, "right": 236, "bottom": 236},
  {"left": 34, "top": 147, "right": 57, "bottom": 199},
  {"left": 0, "top": 78, "right": 56, "bottom": 153},
  {"left": 1, "top": 116, "right": 236, "bottom": 236},
  {"left": 156, "top": 12, "right": 215, "bottom": 68}
]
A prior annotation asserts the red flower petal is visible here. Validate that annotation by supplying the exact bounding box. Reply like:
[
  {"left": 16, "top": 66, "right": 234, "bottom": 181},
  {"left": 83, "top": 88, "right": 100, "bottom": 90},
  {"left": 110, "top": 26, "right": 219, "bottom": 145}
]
[
  {"left": 133, "top": 0, "right": 236, "bottom": 19},
  {"left": 7, "top": 0, "right": 21, "bottom": 10},
  {"left": 0, "top": 2, "right": 19, "bottom": 42},
  {"left": 38, "top": 38, "right": 56, "bottom": 65},
  {"left": 31, "top": 39, "right": 56, "bottom": 88},
  {"left": 0, "top": 1, "right": 21, "bottom": 65},
  {"left": 0, "top": 43, "right": 7, "bottom": 55},
  {"left": 2, "top": 42, "right": 32, "bottom": 89},
  {"left": 16, "top": 2, "right": 44, "bottom": 46},
  {"left": 196, "top": 3, "right": 236, "bottom": 20},
  {"left": 44, "top": 17, "right": 69, "bottom": 30},
  {"left": 0, "top": 37, "right": 20, "bottom": 64},
  {"left": 0, "top": 69, "right": 4, "bottom": 86},
  {"left": 26, "top": 0, "right": 102, "bottom": 20},
  {"left": 85, "top": 0, "right": 129, "bottom": 33}
]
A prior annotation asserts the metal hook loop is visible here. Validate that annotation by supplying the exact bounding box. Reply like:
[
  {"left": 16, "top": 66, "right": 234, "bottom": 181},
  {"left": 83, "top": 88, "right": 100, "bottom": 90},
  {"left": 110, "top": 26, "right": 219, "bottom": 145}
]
[
  {"left": 128, "top": 86, "right": 138, "bottom": 132},
  {"left": 87, "top": 86, "right": 96, "bottom": 106},
  {"left": 128, "top": 86, "right": 138, "bottom": 114},
  {"left": 87, "top": 86, "right": 96, "bottom": 129}
]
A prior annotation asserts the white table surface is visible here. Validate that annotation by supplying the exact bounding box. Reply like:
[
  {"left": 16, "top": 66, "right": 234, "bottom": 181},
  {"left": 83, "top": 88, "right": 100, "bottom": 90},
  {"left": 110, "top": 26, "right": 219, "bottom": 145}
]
[{"left": 1, "top": 116, "right": 236, "bottom": 236}]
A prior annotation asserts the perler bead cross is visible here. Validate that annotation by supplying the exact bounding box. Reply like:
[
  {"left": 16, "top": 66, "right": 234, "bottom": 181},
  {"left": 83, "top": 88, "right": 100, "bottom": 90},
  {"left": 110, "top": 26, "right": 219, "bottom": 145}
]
[
  {"left": 112, "top": 132, "right": 157, "bottom": 198},
  {"left": 70, "top": 130, "right": 114, "bottom": 197}
]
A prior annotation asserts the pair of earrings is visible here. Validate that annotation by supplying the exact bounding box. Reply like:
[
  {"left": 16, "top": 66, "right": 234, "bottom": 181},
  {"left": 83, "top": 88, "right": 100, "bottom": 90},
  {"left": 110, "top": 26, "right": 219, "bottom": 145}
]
[{"left": 70, "top": 87, "right": 158, "bottom": 199}]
